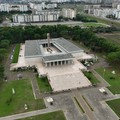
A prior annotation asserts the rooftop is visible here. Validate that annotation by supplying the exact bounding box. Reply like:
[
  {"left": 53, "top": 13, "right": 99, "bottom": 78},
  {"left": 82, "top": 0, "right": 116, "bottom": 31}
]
[
  {"left": 25, "top": 38, "right": 83, "bottom": 58},
  {"left": 43, "top": 53, "right": 74, "bottom": 62},
  {"left": 25, "top": 40, "right": 42, "bottom": 57}
]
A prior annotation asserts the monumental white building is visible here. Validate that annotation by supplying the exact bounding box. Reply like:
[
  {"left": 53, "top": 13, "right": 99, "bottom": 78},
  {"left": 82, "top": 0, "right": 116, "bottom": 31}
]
[
  {"left": 0, "top": 3, "right": 28, "bottom": 12},
  {"left": 11, "top": 37, "right": 95, "bottom": 92},
  {"left": 62, "top": 8, "right": 76, "bottom": 19}
]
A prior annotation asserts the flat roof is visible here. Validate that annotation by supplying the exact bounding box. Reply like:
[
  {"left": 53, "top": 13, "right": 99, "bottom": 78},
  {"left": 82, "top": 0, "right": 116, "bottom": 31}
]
[
  {"left": 43, "top": 53, "right": 74, "bottom": 62},
  {"left": 25, "top": 38, "right": 83, "bottom": 58},
  {"left": 55, "top": 38, "right": 83, "bottom": 53},
  {"left": 25, "top": 40, "right": 42, "bottom": 57}
]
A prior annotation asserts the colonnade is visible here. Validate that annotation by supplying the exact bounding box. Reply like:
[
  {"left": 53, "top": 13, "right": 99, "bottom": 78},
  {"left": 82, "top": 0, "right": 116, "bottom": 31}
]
[{"left": 44, "top": 60, "right": 73, "bottom": 67}]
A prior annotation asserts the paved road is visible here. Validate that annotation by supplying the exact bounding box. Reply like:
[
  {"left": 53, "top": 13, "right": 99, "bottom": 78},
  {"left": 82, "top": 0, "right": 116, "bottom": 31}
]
[
  {"left": 80, "top": 88, "right": 120, "bottom": 120},
  {"left": 29, "top": 21, "right": 83, "bottom": 26},
  {"left": 72, "top": 91, "right": 97, "bottom": 120},
  {"left": 0, "top": 108, "right": 61, "bottom": 120},
  {"left": 48, "top": 93, "right": 88, "bottom": 120},
  {"left": 0, "top": 21, "right": 83, "bottom": 27}
]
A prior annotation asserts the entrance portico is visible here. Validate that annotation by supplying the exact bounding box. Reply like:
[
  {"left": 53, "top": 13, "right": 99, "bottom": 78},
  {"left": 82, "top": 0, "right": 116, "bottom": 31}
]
[
  {"left": 43, "top": 53, "right": 74, "bottom": 67},
  {"left": 44, "top": 59, "right": 73, "bottom": 67}
]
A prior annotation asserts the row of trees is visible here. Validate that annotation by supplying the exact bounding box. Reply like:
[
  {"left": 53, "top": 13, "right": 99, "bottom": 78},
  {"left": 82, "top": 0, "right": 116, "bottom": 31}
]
[
  {"left": 0, "top": 25, "right": 120, "bottom": 73},
  {"left": 74, "top": 14, "right": 98, "bottom": 22},
  {"left": 0, "top": 39, "right": 9, "bottom": 81}
]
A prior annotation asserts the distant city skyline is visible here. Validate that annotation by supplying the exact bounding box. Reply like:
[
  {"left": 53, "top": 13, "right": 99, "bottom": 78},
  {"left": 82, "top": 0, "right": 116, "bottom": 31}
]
[{"left": 0, "top": 0, "right": 120, "bottom": 3}]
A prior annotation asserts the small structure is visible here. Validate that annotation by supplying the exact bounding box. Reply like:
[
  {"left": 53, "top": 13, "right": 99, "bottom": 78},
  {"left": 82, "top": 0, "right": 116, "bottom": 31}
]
[
  {"left": 46, "top": 97, "right": 53, "bottom": 105},
  {"left": 99, "top": 88, "right": 107, "bottom": 95},
  {"left": 12, "top": 88, "right": 15, "bottom": 94},
  {"left": 17, "top": 73, "right": 23, "bottom": 79},
  {"left": 112, "top": 70, "right": 116, "bottom": 74},
  {"left": 24, "top": 104, "right": 28, "bottom": 110}
]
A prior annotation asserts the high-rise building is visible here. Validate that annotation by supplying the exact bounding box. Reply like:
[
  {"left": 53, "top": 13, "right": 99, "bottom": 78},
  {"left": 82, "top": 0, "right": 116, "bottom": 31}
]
[
  {"left": 12, "top": 10, "right": 60, "bottom": 23},
  {"left": 62, "top": 8, "right": 76, "bottom": 19},
  {"left": 0, "top": 3, "right": 28, "bottom": 12}
]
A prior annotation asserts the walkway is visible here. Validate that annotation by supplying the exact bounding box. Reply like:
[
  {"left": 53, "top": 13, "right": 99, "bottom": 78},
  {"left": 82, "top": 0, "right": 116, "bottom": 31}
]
[
  {"left": 30, "top": 76, "right": 43, "bottom": 99},
  {"left": 0, "top": 108, "right": 61, "bottom": 120}
]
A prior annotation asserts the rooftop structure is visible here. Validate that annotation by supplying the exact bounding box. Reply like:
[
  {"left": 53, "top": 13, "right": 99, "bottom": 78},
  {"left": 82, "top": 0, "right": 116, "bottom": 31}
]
[{"left": 25, "top": 38, "right": 83, "bottom": 58}]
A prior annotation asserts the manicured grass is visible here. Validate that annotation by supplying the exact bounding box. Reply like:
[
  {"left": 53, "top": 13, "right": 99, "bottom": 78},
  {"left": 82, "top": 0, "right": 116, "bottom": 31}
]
[
  {"left": 84, "top": 71, "right": 100, "bottom": 84},
  {"left": 106, "top": 99, "right": 120, "bottom": 118},
  {"left": 83, "top": 22, "right": 107, "bottom": 27},
  {"left": 12, "top": 44, "right": 20, "bottom": 63},
  {"left": 84, "top": 14, "right": 120, "bottom": 28},
  {"left": 96, "top": 67, "right": 120, "bottom": 94},
  {"left": 0, "top": 79, "right": 45, "bottom": 117},
  {"left": 74, "top": 97, "right": 85, "bottom": 113},
  {"left": 19, "top": 111, "right": 66, "bottom": 120},
  {"left": 36, "top": 76, "right": 52, "bottom": 93}
]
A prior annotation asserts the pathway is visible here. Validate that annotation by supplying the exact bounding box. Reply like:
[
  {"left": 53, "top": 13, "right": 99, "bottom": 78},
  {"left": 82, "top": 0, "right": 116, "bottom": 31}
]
[
  {"left": 0, "top": 108, "right": 61, "bottom": 120},
  {"left": 30, "top": 76, "right": 42, "bottom": 99}
]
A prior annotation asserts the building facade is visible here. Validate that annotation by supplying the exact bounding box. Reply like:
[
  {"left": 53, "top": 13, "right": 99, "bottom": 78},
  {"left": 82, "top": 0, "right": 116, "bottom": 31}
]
[
  {"left": 29, "top": 2, "right": 57, "bottom": 11},
  {"left": 12, "top": 11, "right": 60, "bottom": 23},
  {"left": 62, "top": 8, "right": 76, "bottom": 19},
  {"left": 0, "top": 3, "right": 28, "bottom": 12}
]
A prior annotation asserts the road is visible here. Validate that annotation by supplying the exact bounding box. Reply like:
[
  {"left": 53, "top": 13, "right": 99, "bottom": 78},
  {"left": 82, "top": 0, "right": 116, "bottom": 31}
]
[
  {"left": 72, "top": 90, "right": 97, "bottom": 120},
  {"left": 0, "top": 21, "right": 84, "bottom": 27},
  {"left": 30, "top": 21, "right": 83, "bottom": 26}
]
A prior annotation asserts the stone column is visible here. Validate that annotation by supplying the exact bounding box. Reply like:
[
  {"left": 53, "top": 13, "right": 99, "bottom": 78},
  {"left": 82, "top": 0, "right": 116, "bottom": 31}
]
[
  {"left": 57, "top": 61, "right": 59, "bottom": 66},
  {"left": 53, "top": 62, "right": 55, "bottom": 66},
  {"left": 60, "top": 61, "right": 62, "bottom": 65},
  {"left": 45, "top": 63, "right": 47, "bottom": 67},
  {"left": 64, "top": 60, "right": 66, "bottom": 65}
]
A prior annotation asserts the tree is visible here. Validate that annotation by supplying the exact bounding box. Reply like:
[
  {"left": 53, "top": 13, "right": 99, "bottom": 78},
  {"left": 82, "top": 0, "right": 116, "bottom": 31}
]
[
  {"left": 0, "top": 65, "right": 4, "bottom": 81},
  {"left": 34, "top": 34, "right": 40, "bottom": 39},
  {"left": 107, "top": 51, "right": 120, "bottom": 63},
  {"left": 0, "top": 39, "right": 10, "bottom": 48},
  {"left": 0, "top": 49, "right": 7, "bottom": 61}
]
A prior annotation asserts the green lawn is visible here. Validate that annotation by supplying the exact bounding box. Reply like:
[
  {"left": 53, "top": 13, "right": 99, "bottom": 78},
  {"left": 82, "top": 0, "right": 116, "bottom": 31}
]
[
  {"left": 84, "top": 14, "right": 120, "bottom": 28},
  {"left": 83, "top": 22, "right": 107, "bottom": 27},
  {"left": 106, "top": 99, "right": 120, "bottom": 118},
  {"left": 84, "top": 71, "right": 100, "bottom": 84},
  {"left": 36, "top": 76, "right": 52, "bottom": 93},
  {"left": 0, "top": 79, "right": 45, "bottom": 117},
  {"left": 19, "top": 111, "right": 66, "bottom": 120},
  {"left": 12, "top": 44, "right": 20, "bottom": 63},
  {"left": 96, "top": 67, "right": 120, "bottom": 94}
]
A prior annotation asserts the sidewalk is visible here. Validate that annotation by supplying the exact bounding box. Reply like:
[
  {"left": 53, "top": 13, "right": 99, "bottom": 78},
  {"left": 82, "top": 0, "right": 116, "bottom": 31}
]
[{"left": 0, "top": 108, "right": 61, "bottom": 120}]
